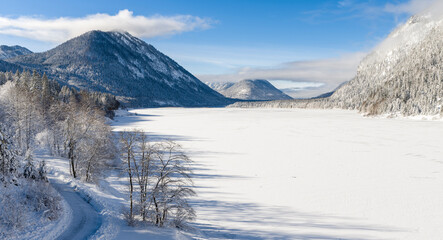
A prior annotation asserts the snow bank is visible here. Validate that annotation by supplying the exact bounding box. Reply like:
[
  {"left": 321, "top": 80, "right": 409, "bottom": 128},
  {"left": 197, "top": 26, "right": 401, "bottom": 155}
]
[{"left": 42, "top": 149, "right": 193, "bottom": 239}]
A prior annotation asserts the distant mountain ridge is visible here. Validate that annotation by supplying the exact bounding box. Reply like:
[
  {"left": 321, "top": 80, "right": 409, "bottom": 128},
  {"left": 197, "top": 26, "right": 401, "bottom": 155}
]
[
  {"left": 5, "top": 31, "right": 228, "bottom": 107},
  {"left": 0, "top": 45, "right": 32, "bottom": 60},
  {"left": 207, "top": 79, "right": 292, "bottom": 101},
  {"left": 206, "top": 82, "right": 234, "bottom": 93}
]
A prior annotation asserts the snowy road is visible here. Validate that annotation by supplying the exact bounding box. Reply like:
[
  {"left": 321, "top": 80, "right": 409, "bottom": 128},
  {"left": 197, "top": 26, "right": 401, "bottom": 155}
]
[{"left": 51, "top": 179, "right": 101, "bottom": 240}]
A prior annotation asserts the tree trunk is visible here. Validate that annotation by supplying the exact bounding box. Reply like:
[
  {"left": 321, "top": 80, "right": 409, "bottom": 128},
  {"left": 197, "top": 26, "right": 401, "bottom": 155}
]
[
  {"left": 127, "top": 149, "right": 133, "bottom": 221},
  {"left": 1, "top": 143, "right": 5, "bottom": 175},
  {"left": 161, "top": 209, "right": 167, "bottom": 227},
  {"left": 153, "top": 195, "right": 160, "bottom": 226},
  {"left": 85, "top": 157, "right": 92, "bottom": 182},
  {"left": 140, "top": 186, "right": 145, "bottom": 220},
  {"left": 68, "top": 140, "right": 76, "bottom": 178}
]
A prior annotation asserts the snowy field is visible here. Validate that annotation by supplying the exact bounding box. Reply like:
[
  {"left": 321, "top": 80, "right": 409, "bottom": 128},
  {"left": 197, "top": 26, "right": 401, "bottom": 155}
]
[{"left": 112, "top": 108, "right": 443, "bottom": 239}]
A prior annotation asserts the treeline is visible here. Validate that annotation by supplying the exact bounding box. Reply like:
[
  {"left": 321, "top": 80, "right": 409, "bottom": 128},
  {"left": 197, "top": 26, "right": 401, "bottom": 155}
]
[
  {"left": 0, "top": 70, "right": 119, "bottom": 181},
  {"left": 0, "top": 70, "right": 196, "bottom": 231},
  {"left": 0, "top": 69, "right": 119, "bottom": 234},
  {"left": 0, "top": 128, "right": 61, "bottom": 234}
]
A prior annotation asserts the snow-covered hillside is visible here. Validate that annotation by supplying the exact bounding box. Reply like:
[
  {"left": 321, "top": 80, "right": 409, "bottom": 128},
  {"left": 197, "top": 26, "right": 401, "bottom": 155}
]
[
  {"left": 231, "top": 13, "right": 443, "bottom": 117},
  {"left": 112, "top": 108, "right": 443, "bottom": 239},
  {"left": 205, "top": 82, "right": 234, "bottom": 93},
  {"left": 5, "top": 31, "right": 228, "bottom": 107},
  {"left": 207, "top": 79, "right": 292, "bottom": 101},
  {"left": 329, "top": 14, "right": 443, "bottom": 115},
  {"left": 0, "top": 45, "right": 32, "bottom": 60}
]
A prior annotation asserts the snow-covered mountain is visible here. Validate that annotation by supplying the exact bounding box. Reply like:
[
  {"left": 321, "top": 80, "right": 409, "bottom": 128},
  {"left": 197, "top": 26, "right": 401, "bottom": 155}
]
[
  {"left": 6, "top": 31, "right": 228, "bottom": 107},
  {"left": 232, "top": 14, "right": 443, "bottom": 116},
  {"left": 0, "top": 45, "right": 32, "bottom": 59},
  {"left": 206, "top": 82, "right": 234, "bottom": 93},
  {"left": 329, "top": 14, "right": 443, "bottom": 115},
  {"left": 207, "top": 79, "right": 292, "bottom": 101}
]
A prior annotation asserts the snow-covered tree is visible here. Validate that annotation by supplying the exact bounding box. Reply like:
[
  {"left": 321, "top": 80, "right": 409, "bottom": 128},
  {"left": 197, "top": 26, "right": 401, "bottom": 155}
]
[
  {"left": 0, "top": 127, "right": 18, "bottom": 179},
  {"left": 0, "top": 69, "right": 117, "bottom": 235},
  {"left": 23, "top": 150, "right": 38, "bottom": 180}
]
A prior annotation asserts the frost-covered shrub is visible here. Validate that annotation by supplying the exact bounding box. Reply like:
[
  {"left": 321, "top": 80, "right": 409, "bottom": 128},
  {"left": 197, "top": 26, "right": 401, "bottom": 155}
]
[
  {"left": 0, "top": 187, "right": 25, "bottom": 229},
  {"left": 24, "top": 180, "right": 62, "bottom": 220},
  {"left": 0, "top": 179, "right": 62, "bottom": 234},
  {"left": 0, "top": 126, "right": 60, "bottom": 235},
  {"left": 23, "top": 150, "right": 38, "bottom": 180},
  {"left": 167, "top": 206, "right": 196, "bottom": 229}
]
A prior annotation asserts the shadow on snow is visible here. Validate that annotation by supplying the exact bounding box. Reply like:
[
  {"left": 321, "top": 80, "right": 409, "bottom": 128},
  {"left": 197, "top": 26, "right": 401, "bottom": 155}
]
[{"left": 113, "top": 112, "right": 407, "bottom": 240}]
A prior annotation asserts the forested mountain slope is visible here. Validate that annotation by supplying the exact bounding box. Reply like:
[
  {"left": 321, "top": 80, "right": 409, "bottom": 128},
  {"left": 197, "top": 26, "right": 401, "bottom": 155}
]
[
  {"left": 329, "top": 15, "right": 443, "bottom": 115},
  {"left": 231, "top": 15, "right": 443, "bottom": 116},
  {"left": 6, "top": 31, "right": 229, "bottom": 107}
]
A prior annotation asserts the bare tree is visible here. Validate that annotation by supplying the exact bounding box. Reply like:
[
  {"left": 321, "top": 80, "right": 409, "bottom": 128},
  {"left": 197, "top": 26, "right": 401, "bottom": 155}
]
[
  {"left": 119, "top": 130, "right": 137, "bottom": 223},
  {"left": 149, "top": 141, "right": 196, "bottom": 227},
  {"left": 133, "top": 132, "right": 153, "bottom": 221},
  {"left": 118, "top": 131, "right": 196, "bottom": 227}
]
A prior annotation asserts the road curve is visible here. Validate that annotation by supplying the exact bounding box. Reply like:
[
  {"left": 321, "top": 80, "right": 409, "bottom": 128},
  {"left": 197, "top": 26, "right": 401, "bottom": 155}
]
[{"left": 51, "top": 179, "right": 101, "bottom": 240}]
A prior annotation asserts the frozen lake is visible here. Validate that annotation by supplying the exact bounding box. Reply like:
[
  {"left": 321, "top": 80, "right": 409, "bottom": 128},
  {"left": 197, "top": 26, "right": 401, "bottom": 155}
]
[{"left": 113, "top": 108, "right": 443, "bottom": 239}]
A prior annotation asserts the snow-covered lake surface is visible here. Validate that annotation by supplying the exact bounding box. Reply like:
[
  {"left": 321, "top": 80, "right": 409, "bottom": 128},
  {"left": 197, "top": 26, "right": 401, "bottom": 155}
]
[{"left": 113, "top": 108, "right": 443, "bottom": 239}]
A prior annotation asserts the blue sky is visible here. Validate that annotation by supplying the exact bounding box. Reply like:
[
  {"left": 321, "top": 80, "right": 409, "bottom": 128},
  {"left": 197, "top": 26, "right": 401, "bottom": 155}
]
[{"left": 0, "top": 0, "right": 430, "bottom": 97}]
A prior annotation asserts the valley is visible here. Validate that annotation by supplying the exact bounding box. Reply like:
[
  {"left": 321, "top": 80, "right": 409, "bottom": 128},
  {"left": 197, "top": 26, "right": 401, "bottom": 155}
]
[
  {"left": 1, "top": 1, "right": 443, "bottom": 239},
  {"left": 112, "top": 108, "right": 443, "bottom": 239}
]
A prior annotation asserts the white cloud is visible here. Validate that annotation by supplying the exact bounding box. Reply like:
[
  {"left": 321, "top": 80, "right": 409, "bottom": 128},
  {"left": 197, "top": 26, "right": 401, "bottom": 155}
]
[
  {"left": 384, "top": 0, "right": 436, "bottom": 15},
  {"left": 0, "top": 9, "right": 212, "bottom": 43},
  {"left": 338, "top": 0, "right": 354, "bottom": 8},
  {"left": 198, "top": 52, "right": 366, "bottom": 98}
]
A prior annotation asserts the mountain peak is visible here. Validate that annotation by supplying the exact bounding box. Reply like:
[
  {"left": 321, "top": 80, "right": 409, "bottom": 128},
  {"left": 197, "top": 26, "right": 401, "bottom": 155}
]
[
  {"left": 208, "top": 79, "right": 292, "bottom": 101},
  {"left": 5, "top": 31, "right": 228, "bottom": 107},
  {"left": 76, "top": 30, "right": 137, "bottom": 42}
]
